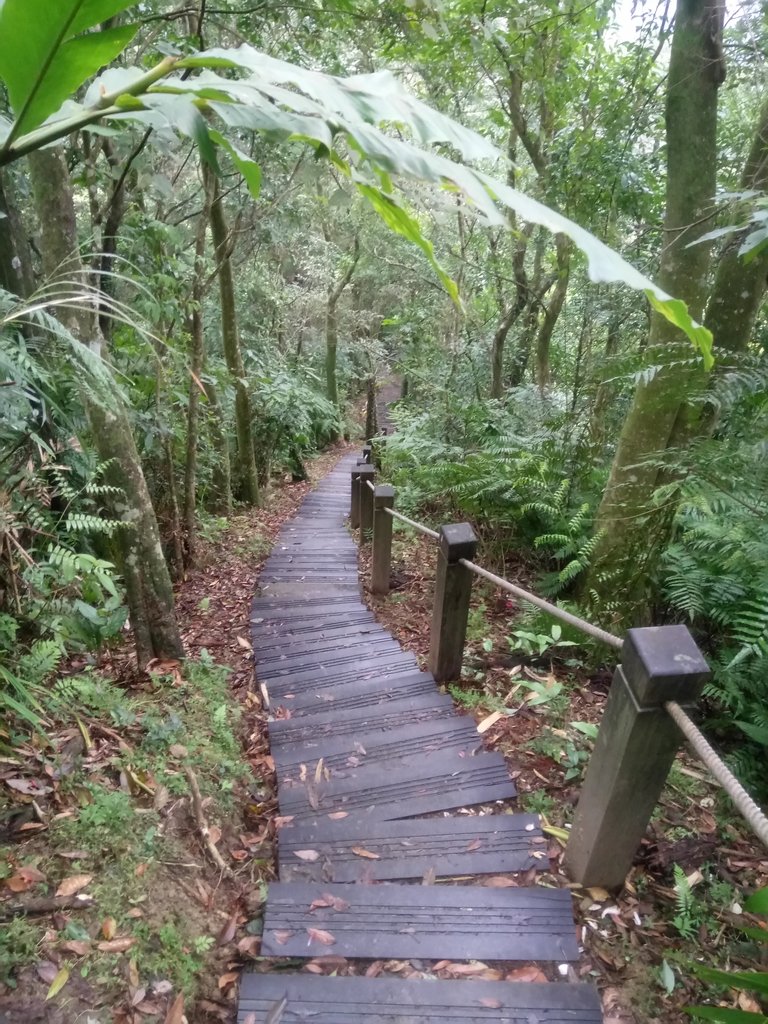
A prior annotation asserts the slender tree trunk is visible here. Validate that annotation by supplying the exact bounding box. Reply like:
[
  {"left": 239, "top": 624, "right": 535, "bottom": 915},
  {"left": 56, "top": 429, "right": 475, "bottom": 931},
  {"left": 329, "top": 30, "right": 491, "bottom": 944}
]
[
  {"left": 0, "top": 169, "right": 35, "bottom": 296},
  {"left": 365, "top": 376, "right": 378, "bottom": 440},
  {"left": 27, "top": 148, "right": 184, "bottom": 668},
  {"left": 325, "top": 235, "right": 360, "bottom": 435},
  {"left": 586, "top": 0, "right": 725, "bottom": 624},
  {"left": 206, "top": 169, "right": 260, "bottom": 505},
  {"left": 183, "top": 200, "right": 211, "bottom": 563},
  {"left": 205, "top": 377, "right": 233, "bottom": 515},
  {"left": 535, "top": 235, "right": 570, "bottom": 391}
]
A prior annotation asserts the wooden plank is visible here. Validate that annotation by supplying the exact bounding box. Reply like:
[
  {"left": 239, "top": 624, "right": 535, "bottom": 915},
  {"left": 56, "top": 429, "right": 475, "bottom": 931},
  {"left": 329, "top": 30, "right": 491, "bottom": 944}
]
[
  {"left": 271, "top": 716, "right": 478, "bottom": 773},
  {"left": 255, "top": 633, "right": 402, "bottom": 670},
  {"left": 275, "top": 750, "right": 517, "bottom": 821},
  {"left": 257, "top": 643, "right": 409, "bottom": 682},
  {"left": 278, "top": 812, "right": 545, "bottom": 882},
  {"left": 269, "top": 671, "right": 438, "bottom": 717},
  {"left": 252, "top": 620, "right": 386, "bottom": 651},
  {"left": 238, "top": 973, "right": 602, "bottom": 1023},
  {"left": 261, "top": 881, "right": 579, "bottom": 961},
  {"left": 268, "top": 695, "right": 456, "bottom": 747},
  {"left": 259, "top": 652, "right": 418, "bottom": 691}
]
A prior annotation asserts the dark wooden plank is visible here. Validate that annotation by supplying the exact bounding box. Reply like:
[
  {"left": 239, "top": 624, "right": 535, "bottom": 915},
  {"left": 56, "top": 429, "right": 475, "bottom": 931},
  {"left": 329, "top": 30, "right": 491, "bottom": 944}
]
[
  {"left": 257, "top": 642, "right": 408, "bottom": 680},
  {"left": 272, "top": 716, "right": 478, "bottom": 773},
  {"left": 268, "top": 671, "right": 438, "bottom": 717},
  {"left": 251, "top": 595, "right": 363, "bottom": 614},
  {"left": 258, "top": 583, "right": 361, "bottom": 599},
  {"left": 268, "top": 695, "right": 456, "bottom": 747},
  {"left": 252, "top": 620, "right": 386, "bottom": 650},
  {"left": 262, "top": 881, "right": 578, "bottom": 961},
  {"left": 278, "top": 812, "right": 545, "bottom": 882},
  {"left": 275, "top": 750, "right": 517, "bottom": 821},
  {"left": 238, "top": 974, "right": 602, "bottom": 1023},
  {"left": 259, "top": 652, "right": 418, "bottom": 691},
  {"left": 255, "top": 633, "right": 400, "bottom": 669}
]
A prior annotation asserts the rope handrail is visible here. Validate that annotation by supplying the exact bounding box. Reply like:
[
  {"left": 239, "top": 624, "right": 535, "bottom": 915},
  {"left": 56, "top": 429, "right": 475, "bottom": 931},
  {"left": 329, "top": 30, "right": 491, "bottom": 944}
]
[
  {"left": 384, "top": 506, "right": 440, "bottom": 540},
  {"left": 458, "top": 559, "right": 624, "bottom": 650},
  {"left": 364, "top": 479, "right": 375, "bottom": 492},
  {"left": 665, "top": 701, "right": 768, "bottom": 849}
]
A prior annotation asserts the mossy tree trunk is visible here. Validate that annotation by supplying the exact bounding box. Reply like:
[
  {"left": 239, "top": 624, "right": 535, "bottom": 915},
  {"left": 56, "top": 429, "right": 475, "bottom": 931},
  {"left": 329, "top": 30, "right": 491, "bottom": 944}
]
[
  {"left": 586, "top": 0, "right": 725, "bottom": 625},
  {"left": 0, "top": 169, "right": 35, "bottom": 297},
  {"left": 27, "top": 148, "right": 184, "bottom": 668},
  {"left": 206, "top": 169, "right": 260, "bottom": 506}
]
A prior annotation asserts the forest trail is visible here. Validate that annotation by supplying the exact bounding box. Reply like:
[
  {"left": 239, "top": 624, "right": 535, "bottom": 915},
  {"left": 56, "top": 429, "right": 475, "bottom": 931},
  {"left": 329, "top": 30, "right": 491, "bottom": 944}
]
[{"left": 237, "top": 450, "right": 603, "bottom": 1022}]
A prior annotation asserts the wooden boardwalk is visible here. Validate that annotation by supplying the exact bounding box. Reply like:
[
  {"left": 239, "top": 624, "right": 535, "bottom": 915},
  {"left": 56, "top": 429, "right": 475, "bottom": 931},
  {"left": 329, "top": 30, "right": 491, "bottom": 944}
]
[{"left": 239, "top": 451, "right": 602, "bottom": 1022}]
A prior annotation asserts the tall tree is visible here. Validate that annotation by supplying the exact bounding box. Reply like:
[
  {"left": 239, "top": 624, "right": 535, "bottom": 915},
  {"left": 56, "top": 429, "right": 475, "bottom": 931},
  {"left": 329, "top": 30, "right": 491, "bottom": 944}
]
[
  {"left": 27, "top": 147, "right": 184, "bottom": 668},
  {"left": 586, "top": 0, "right": 726, "bottom": 624}
]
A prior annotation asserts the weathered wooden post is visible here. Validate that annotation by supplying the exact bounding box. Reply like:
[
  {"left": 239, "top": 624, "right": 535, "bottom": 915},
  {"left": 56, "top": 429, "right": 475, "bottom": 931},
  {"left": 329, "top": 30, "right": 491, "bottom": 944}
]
[
  {"left": 428, "top": 523, "right": 477, "bottom": 682},
  {"left": 358, "top": 464, "right": 376, "bottom": 543},
  {"left": 372, "top": 484, "right": 395, "bottom": 595},
  {"left": 564, "top": 625, "right": 710, "bottom": 889},
  {"left": 350, "top": 465, "right": 363, "bottom": 529}
]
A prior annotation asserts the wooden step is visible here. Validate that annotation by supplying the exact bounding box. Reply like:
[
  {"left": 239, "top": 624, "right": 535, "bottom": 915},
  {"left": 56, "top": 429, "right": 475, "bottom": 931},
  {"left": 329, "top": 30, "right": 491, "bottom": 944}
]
[
  {"left": 238, "top": 974, "right": 603, "bottom": 1024},
  {"left": 267, "top": 672, "right": 443, "bottom": 721},
  {"left": 261, "top": 881, "right": 579, "bottom": 961},
  {"left": 275, "top": 749, "right": 517, "bottom": 822},
  {"left": 278, "top": 811, "right": 545, "bottom": 882},
  {"left": 259, "top": 651, "right": 419, "bottom": 691}
]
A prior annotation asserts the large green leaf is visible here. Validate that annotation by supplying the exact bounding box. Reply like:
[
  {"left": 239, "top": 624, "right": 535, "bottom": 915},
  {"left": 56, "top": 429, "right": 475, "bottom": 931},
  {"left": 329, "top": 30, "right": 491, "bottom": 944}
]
[
  {"left": 686, "top": 1008, "right": 768, "bottom": 1022},
  {"left": 746, "top": 888, "right": 768, "bottom": 915},
  {"left": 0, "top": 0, "right": 137, "bottom": 139},
  {"left": 693, "top": 967, "right": 768, "bottom": 996}
]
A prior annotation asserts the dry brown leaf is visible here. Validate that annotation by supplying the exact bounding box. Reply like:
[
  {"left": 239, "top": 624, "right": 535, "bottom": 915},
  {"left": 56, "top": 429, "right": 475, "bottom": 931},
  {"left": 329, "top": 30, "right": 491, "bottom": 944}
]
[
  {"left": 217, "top": 909, "right": 239, "bottom": 946},
  {"left": 7, "top": 866, "right": 46, "bottom": 892},
  {"left": 506, "top": 965, "right": 548, "bottom": 983},
  {"left": 477, "top": 710, "right": 504, "bottom": 734},
  {"left": 101, "top": 916, "right": 117, "bottom": 940},
  {"left": 306, "top": 927, "right": 336, "bottom": 946},
  {"left": 130, "top": 987, "right": 147, "bottom": 1007},
  {"left": 465, "top": 838, "right": 482, "bottom": 852},
  {"left": 6, "top": 777, "right": 53, "bottom": 795},
  {"left": 480, "top": 998, "right": 503, "bottom": 1009},
  {"left": 274, "top": 815, "right": 295, "bottom": 828},
  {"left": 218, "top": 971, "right": 239, "bottom": 990},
  {"left": 484, "top": 875, "right": 517, "bottom": 887},
  {"left": 309, "top": 893, "right": 350, "bottom": 913},
  {"left": 55, "top": 874, "right": 92, "bottom": 897},
  {"left": 236, "top": 636, "right": 252, "bottom": 651},
  {"left": 237, "top": 936, "right": 261, "bottom": 958},
  {"left": 327, "top": 811, "right": 348, "bottom": 820},
  {"left": 272, "top": 929, "right": 294, "bottom": 945},
  {"left": 97, "top": 938, "right": 135, "bottom": 953},
  {"left": 293, "top": 849, "right": 320, "bottom": 862},
  {"left": 164, "top": 993, "right": 185, "bottom": 1024},
  {"left": 35, "top": 961, "right": 58, "bottom": 984},
  {"left": 61, "top": 940, "right": 91, "bottom": 956},
  {"left": 351, "top": 846, "right": 380, "bottom": 860}
]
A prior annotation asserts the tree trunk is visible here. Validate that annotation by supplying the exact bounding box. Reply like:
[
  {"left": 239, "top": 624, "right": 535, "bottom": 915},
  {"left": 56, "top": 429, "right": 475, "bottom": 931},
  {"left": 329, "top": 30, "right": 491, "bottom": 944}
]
[
  {"left": 704, "top": 93, "right": 768, "bottom": 356},
  {"left": 206, "top": 169, "right": 260, "bottom": 506},
  {"left": 325, "top": 235, "right": 360, "bottom": 434},
  {"left": 27, "top": 147, "right": 184, "bottom": 668},
  {"left": 183, "top": 202, "right": 211, "bottom": 563},
  {"left": 365, "top": 376, "right": 378, "bottom": 440},
  {"left": 205, "top": 377, "right": 233, "bottom": 515},
  {"left": 535, "top": 235, "right": 570, "bottom": 392},
  {"left": 586, "top": 0, "right": 724, "bottom": 625},
  {"left": 0, "top": 169, "right": 35, "bottom": 297}
]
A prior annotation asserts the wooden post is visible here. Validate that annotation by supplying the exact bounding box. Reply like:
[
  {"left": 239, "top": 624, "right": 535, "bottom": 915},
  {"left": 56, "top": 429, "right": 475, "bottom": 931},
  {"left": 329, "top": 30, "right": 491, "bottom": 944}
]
[
  {"left": 358, "top": 465, "right": 376, "bottom": 543},
  {"left": 372, "top": 484, "right": 395, "bottom": 595},
  {"left": 564, "top": 625, "right": 710, "bottom": 889},
  {"left": 428, "top": 523, "right": 477, "bottom": 682},
  {"left": 350, "top": 466, "right": 362, "bottom": 529}
]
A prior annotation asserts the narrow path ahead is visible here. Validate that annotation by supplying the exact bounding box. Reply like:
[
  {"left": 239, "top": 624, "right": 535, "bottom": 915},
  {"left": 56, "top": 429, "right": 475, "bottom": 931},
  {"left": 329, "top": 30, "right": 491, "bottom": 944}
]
[{"left": 238, "top": 452, "right": 602, "bottom": 1022}]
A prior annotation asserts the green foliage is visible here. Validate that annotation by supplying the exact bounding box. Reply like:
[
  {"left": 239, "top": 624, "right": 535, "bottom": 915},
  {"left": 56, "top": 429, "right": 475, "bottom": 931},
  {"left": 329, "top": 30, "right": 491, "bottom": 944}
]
[
  {"left": 0, "top": 918, "right": 39, "bottom": 987},
  {"left": 687, "top": 887, "right": 768, "bottom": 1022}
]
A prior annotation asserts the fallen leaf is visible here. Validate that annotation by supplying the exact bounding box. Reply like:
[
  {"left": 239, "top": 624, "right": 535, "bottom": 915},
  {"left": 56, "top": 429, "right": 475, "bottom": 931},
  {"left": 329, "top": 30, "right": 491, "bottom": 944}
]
[
  {"left": 218, "top": 971, "right": 239, "bottom": 990},
  {"left": 57, "top": 850, "right": 89, "bottom": 860},
  {"left": 274, "top": 815, "right": 295, "bottom": 828},
  {"left": 293, "top": 849, "right": 320, "bottom": 862},
  {"left": 168, "top": 744, "right": 188, "bottom": 759},
  {"left": 61, "top": 940, "right": 91, "bottom": 956},
  {"left": 231, "top": 849, "right": 249, "bottom": 861},
  {"left": 306, "top": 927, "right": 336, "bottom": 946},
  {"left": 237, "top": 936, "right": 261, "bottom": 958},
  {"left": 237, "top": 636, "right": 253, "bottom": 651},
  {"left": 97, "top": 938, "right": 135, "bottom": 953},
  {"left": 56, "top": 874, "right": 93, "bottom": 897},
  {"left": 164, "top": 993, "right": 185, "bottom": 1024},
  {"left": 131, "top": 987, "right": 147, "bottom": 1007},
  {"left": 208, "top": 825, "right": 222, "bottom": 846},
  {"left": 484, "top": 876, "right": 518, "bottom": 887},
  {"left": 327, "top": 811, "right": 348, "bottom": 820},
  {"left": 102, "top": 917, "right": 117, "bottom": 940},
  {"left": 587, "top": 886, "right": 611, "bottom": 902},
  {"left": 217, "top": 910, "right": 239, "bottom": 946},
  {"left": 351, "top": 847, "right": 380, "bottom": 860},
  {"left": 480, "top": 998, "right": 503, "bottom": 1009},
  {"left": 477, "top": 710, "right": 504, "bottom": 734},
  {"left": 7, "top": 866, "right": 46, "bottom": 892},
  {"left": 272, "top": 930, "right": 294, "bottom": 945},
  {"left": 465, "top": 838, "right": 482, "bottom": 852},
  {"left": 126, "top": 908, "right": 144, "bottom": 919},
  {"left": 310, "top": 893, "right": 350, "bottom": 913},
  {"left": 36, "top": 961, "right": 58, "bottom": 984},
  {"left": 45, "top": 966, "right": 69, "bottom": 1000},
  {"left": 506, "top": 965, "right": 548, "bottom": 983}
]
